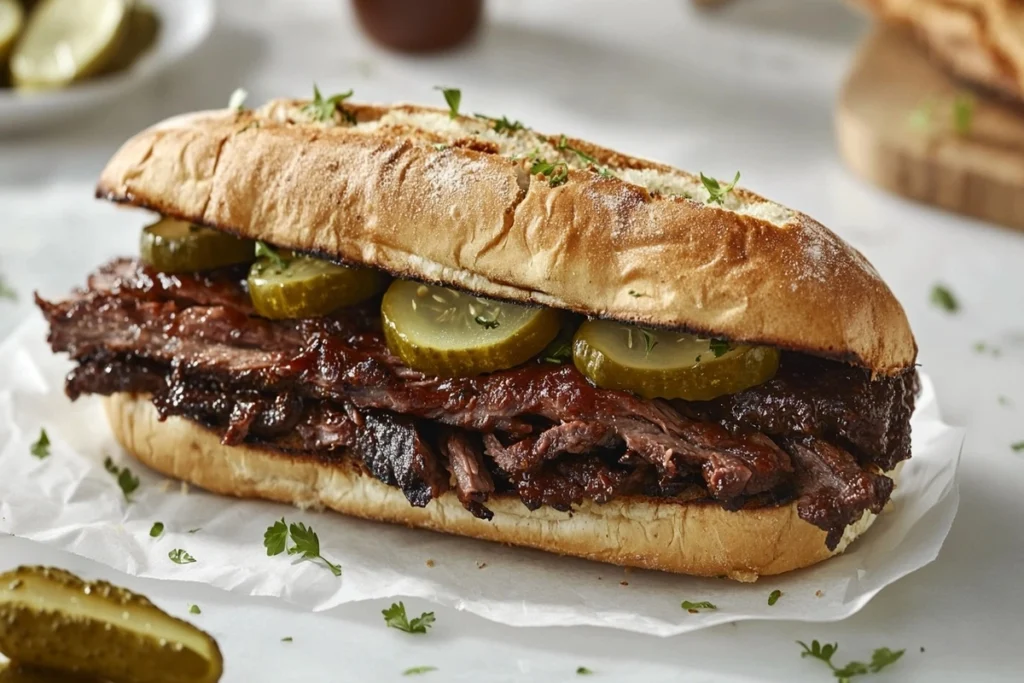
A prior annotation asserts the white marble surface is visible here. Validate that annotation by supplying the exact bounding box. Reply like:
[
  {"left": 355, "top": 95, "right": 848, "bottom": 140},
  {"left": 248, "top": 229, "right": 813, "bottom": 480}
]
[{"left": 1, "top": 0, "right": 1022, "bottom": 680}]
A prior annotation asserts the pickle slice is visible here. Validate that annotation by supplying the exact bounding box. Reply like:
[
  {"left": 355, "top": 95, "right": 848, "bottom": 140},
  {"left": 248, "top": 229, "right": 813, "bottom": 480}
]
[
  {"left": 103, "top": 3, "right": 161, "bottom": 75},
  {"left": 0, "top": 0, "right": 23, "bottom": 65},
  {"left": 11, "top": 0, "right": 129, "bottom": 89},
  {"left": 247, "top": 252, "right": 384, "bottom": 319},
  {"left": 0, "top": 661, "right": 100, "bottom": 682},
  {"left": 140, "top": 217, "right": 255, "bottom": 273},
  {"left": 572, "top": 320, "right": 780, "bottom": 401},
  {"left": 381, "top": 280, "right": 561, "bottom": 377},
  {"left": 0, "top": 566, "right": 223, "bottom": 683}
]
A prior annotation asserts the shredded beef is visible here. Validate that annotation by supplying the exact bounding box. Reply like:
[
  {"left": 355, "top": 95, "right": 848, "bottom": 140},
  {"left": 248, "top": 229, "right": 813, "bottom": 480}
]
[{"left": 37, "top": 259, "right": 917, "bottom": 549}]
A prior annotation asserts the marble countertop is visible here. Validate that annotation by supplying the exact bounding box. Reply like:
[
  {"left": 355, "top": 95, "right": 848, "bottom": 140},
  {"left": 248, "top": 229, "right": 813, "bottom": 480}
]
[{"left": 1, "top": 0, "right": 1022, "bottom": 680}]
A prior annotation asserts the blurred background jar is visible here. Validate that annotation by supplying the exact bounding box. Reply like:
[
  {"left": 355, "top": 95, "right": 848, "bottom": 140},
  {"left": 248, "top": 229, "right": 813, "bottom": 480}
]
[{"left": 351, "top": 0, "right": 483, "bottom": 53}]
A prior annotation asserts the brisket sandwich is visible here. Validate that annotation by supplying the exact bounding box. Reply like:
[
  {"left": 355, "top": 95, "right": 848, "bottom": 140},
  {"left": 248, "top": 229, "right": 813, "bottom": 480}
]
[{"left": 36, "top": 95, "right": 918, "bottom": 580}]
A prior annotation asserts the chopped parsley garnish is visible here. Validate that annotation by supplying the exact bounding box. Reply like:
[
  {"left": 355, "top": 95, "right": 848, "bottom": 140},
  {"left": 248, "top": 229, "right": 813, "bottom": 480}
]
[
  {"left": 576, "top": 667, "right": 594, "bottom": 675},
  {"left": 628, "top": 290, "right": 645, "bottom": 298},
  {"left": 542, "top": 341, "right": 573, "bottom": 364},
  {"left": 1011, "top": 442, "right": 1024, "bottom": 452},
  {"left": 681, "top": 600, "right": 717, "bottom": 613},
  {"left": 952, "top": 93, "right": 974, "bottom": 136},
  {"left": 557, "top": 135, "right": 614, "bottom": 178},
  {"left": 639, "top": 329, "right": 658, "bottom": 357},
  {"left": 435, "top": 86, "right": 461, "bottom": 119},
  {"left": 403, "top": 666, "right": 438, "bottom": 676},
  {"left": 383, "top": 602, "right": 435, "bottom": 634},
  {"left": 0, "top": 275, "right": 16, "bottom": 301},
  {"left": 228, "top": 87, "right": 248, "bottom": 111},
  {"left": 930, "top": 284, "right": 959, "bottom": 313},
  {"left": 475, "top": 113, "right": 524, "bottom": 134},
  {"left": 530, "top": 158, "right": 569, "bottom": 187},
  {"left": 797, "top": 640, "right": 904, "bottom": 681},
  {"left": 168, "top": 549, "right": 196, "bottom": 565},
  {"left": 189, "top": 604, "right": 201, "bottom": 615},
  {"left": 302, "top": 84, "right": 355, "bottom": 123},
  {"left": 709, "top": 339, "right": 731, "bottom": 358},
  {"left": 30, "top": 429, "right": 51, "bottom": 459},
  {"left": 150, "top": 522, "right": 164, "bottom": 538},
  {"left": 700, "top": 171, "right": 740, "bottom": 205},
  {"left": 264, "top": 518, "right": 342, "bottom": 576},
  {"left": 255, "top": 241, "right": 289, "bottom": 270},
  {"left": 103, "top": 457, "right": 140, "bottom": 501},
  {"left": 768, "top": 589, "right": 782, "bottom": 606},
  {"left": 474, "top": 315, "right": 500, "bottom": 329}
]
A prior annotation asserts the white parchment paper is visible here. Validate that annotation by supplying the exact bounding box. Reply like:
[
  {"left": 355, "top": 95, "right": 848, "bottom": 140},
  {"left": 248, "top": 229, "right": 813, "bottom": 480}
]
[{"left": 0, "top": 317, "right": 962, "bottom": 636}]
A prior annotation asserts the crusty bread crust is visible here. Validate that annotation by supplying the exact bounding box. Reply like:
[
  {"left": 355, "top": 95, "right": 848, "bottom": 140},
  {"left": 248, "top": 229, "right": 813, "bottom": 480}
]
[
  {"left": 859, "top": 0, "right": 1024, "bottom": 100},
  {"left": 95, "top": 101, "right": 915, "bottom": 375},
  {"left": 104, "top": 393, "right": 883, "bottom": 580}
]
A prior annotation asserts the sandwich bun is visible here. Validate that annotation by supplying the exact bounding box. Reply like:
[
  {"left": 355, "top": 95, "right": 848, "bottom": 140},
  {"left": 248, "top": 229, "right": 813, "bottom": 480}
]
[
  {"left": 96, "top": 101, "right": 916, "bottom": 375},
  {"left": 104, "top": 393, "right": 890, "bottom": 581}
]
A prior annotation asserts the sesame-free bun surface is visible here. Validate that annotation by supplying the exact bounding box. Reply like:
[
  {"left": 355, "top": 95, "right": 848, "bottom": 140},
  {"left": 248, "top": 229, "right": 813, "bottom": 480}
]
[
  {"left": 105, "top": 393, "right": 885, "bottom": 580},
  {"left": 96, "top": 100, "right": 915, "bottom": 375}
]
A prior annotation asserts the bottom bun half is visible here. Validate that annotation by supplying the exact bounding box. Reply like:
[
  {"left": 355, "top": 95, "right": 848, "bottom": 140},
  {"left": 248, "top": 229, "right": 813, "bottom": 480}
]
[{"left": 104, "top": 393, "right": 887, "bottom": 580}]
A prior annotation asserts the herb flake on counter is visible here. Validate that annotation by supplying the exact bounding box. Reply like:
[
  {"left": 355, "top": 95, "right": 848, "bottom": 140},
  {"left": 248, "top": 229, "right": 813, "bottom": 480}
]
[
  {"left": 768, "top": 589, "right": 782, "bottom": 606},
  {"left": 700, "top": 171, "right": 740, "bottom": 205},
  {"left": 303, "top": 84, "right": 355, "bottom": 123},
  {"left": 103, "top": 457, "right": 140, "bottom": 501},
  {"left": 0, "top": 275, "right": 15, "bottom": 301},
  {"left": 168, "top": 549, "right": 196, "bottom": 565},
  {"left": 576, "top": 667, "right": 594, "bottom": 675},
  {"left": 150, "top": 522, "right": 164, "bottom": 538},
  {"left": 681, "top": 600, "right": 717, "bottom": 613},
  {"left": 228, "top": 87, "right": 248, "bottom": 111},
  {"left": 999, "top": 395, "right": 1011, "bottom": 406},
  {"left": 281, "top": 636, "right": 293, "bottom": 643},
  {"left": 30, "top": 429, "right": 51, "bottom": 459},
  {"left": 435, "top": 86, "right": 461, "bottom": 119},
  {"left": 189, "top": 604, "right": 201, "bottom": 615},
  {"left": 383, "top": 602, "right": 435, "bottom": 634},
  {"left": 797, "top": 640, "right": 904, "bottom": 681},
  {"left": 1011, "top": 442, "right": 1024, "bottom": 452},
  {"left": 929, "top": 284, "right": 959, "bottom": 313},
  {"left": 264, "top": 518, "right": 342, "bottom": 576},
  {"left": 403, "top": 666, "right": 438, "bottom": 676}
]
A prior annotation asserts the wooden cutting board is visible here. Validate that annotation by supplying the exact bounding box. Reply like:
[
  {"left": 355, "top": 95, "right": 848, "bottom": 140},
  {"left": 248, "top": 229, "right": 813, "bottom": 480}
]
[{"left": 836, "top": 26, "right": 1024, "bottom": 232}]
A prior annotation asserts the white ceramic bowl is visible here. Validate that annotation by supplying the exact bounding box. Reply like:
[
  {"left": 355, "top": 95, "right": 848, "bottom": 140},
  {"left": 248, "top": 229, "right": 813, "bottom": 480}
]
[{"left": 0, "top": 0, "right": 214, "bottom": 135}]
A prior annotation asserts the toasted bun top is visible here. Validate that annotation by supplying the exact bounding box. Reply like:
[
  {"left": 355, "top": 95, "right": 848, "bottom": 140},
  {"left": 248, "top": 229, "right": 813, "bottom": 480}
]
[{"left": 96, "top": 99, "right": 916, "bottom": 374}]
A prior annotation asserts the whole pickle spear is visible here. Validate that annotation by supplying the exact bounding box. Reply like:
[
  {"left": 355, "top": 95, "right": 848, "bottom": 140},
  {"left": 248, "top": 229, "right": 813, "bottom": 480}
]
[{"left": 0, "top": 566, "right": 223, "bottom": 683}]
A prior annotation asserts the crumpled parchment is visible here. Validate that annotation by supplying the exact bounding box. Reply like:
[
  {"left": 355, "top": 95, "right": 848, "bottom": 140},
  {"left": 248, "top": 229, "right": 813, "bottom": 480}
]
[{"left": 0, "top": 317, "right": 962, "bottom": 636}]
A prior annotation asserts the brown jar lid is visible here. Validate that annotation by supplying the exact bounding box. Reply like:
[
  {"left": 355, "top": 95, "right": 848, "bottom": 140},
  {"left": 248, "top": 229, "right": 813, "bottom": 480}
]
[{"left": 351, "top": 0, "right": 483, "bottom": 53}]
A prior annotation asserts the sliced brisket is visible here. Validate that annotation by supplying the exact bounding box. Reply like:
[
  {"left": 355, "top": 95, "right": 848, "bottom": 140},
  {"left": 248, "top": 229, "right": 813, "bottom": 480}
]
[{"left": 38, "top": 259, "right": 916, "bottom": 549}]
